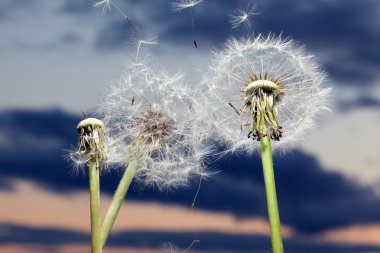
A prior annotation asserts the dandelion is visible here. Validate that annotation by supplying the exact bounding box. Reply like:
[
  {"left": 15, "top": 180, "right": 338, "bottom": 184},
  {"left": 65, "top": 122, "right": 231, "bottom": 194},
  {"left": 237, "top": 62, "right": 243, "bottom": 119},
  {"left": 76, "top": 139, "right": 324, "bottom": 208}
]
[
  {"left": 98, "top": 52, "right": 209, "bottom": 246},
  {"left": 170, "top": 0, "right": 205, "bottom": 48},
  {"left": 199, "top": 34, "right": 330, "bottom": 253},
  {"left": 229, "top": 2, "right": 259, "bottom": 29},
  {"left": 70, "top": 117, "right": 106, "bottom": 253}
]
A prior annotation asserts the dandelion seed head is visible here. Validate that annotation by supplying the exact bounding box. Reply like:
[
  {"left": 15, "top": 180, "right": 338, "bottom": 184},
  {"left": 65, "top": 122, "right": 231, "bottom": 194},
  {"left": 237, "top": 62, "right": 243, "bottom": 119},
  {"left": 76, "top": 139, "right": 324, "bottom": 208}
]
[
  {"left": 199, "top": 34, "right": 331, "bottom": 153},
  {"left": 69, "top": 117, "right": 108, "bottom": 172},
  {"left": 99, "top": 53, "right": 210, "bottom": 190},
  {"left": 170, "top": 0, "right": 204, "bottom": 12},
  {"left": 229, "top": 2, "right": 259, "bottom": 29}
]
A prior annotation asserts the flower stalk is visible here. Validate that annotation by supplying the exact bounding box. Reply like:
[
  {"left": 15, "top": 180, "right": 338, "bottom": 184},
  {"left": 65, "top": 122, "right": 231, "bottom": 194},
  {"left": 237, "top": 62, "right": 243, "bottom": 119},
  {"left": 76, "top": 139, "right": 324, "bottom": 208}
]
[
  {"left": 100, "top": 138, "right": 146, "bottom": 247},
  {"left": 260, "top": 134, "right": 283, "bottom": 253},
  {"left": 89, "top": 157, "right": 102, "bottom": 253},
  {"left": 100, "top": 160, "right": 139, "bottom": 247}
]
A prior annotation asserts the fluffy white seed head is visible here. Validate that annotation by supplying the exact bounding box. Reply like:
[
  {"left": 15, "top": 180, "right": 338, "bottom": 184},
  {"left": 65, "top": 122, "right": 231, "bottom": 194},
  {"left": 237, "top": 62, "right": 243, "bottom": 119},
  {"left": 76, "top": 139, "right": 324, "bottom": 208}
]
[
  {"left": 229, "top": 2, "right": 259, "bottom": 29},
  {"left": 170, "top": 0, "right": 204, "bottom": 12},
  {"left": 99, "top": 53, "right": 209, "bottom": 190},
  {"left": 198, "top": 34, "right": 331, "bottom": 154}
]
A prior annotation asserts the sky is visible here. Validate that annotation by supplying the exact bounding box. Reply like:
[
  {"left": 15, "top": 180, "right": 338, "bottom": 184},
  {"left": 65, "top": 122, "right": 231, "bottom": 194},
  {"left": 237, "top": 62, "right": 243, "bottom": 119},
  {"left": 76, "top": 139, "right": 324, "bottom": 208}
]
[{"left": 0, "top": 0, "right": 380, "bottom": 252}]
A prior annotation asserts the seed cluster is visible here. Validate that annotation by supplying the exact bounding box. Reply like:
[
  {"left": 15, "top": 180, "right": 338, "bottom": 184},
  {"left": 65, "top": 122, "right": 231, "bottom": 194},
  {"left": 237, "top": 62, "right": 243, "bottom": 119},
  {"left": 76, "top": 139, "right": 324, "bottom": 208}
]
[
  {"left": 242, "top": 74, "right": 285, "bottom": 141},
  {"left": 136, "top": 107, "right": 173, "bottom": 146}
]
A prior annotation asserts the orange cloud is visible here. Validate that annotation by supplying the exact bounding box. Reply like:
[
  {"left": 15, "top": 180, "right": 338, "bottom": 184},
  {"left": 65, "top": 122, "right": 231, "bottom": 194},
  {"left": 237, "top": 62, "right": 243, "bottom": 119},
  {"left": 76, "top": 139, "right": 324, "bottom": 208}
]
[
  {"left": 318, "top": 224, "right": 380, "bottom": 246},
  {"left": 4, "top": 179, "right": 380, "bottom": 247},
  {"left": 0, "top": 244, "right": 165, "bottom": 253},
  {"left": 0, "top": 179, "right": 293, "bottom": 236}
]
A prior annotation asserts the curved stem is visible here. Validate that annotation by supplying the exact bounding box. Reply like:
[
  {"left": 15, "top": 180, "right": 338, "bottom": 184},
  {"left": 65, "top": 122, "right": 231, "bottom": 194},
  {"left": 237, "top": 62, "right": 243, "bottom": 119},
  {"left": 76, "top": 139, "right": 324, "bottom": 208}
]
[
  {"left": 89, "top": 158, "right": 102, "bottom": 253},
  {"left": 260, "top": 135, "right": 284, "bottom": 253},
  {"left": 100, "top": 161, "right": 139, "bottom": 247}
]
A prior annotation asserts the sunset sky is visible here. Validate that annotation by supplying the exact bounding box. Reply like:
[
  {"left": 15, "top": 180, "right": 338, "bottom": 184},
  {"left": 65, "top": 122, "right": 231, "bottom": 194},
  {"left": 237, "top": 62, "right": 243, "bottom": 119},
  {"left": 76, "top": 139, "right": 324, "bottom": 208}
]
[{"left": 1, "top": 0, "right": 380, "bottom": 252}]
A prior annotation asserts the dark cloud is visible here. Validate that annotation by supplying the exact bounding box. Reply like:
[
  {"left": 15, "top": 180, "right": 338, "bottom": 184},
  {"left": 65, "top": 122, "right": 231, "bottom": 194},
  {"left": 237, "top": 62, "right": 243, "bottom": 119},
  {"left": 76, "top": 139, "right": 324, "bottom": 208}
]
[
  {"left": 1, "top": 109, "right": 380, "bottom": 234},
  {"left": 2, "top": 223, "right": 380, "bottom": 253},
  {"left": 338, "top": 96, "right": 380, "bottom": 111},
  {"left": 92, "top": 0, "right": 380, "bottom": 84},
  {"left": 59, "top": 0, "right": 92, "bottom": 15},
  {"left": 254, "top": 0, "right": 380, "bottom": 84},
  {"left": 0, "top": 177, "right": 14, "bottom": 191},
  {"left": 60, "top": 33, "right": 82, "bottom": 45},
  {"left": 95, "top": 20, "right": 133, "bottom": 50},
  {"left": 93, "top": 1, "right": 235, "bottom": 50}
]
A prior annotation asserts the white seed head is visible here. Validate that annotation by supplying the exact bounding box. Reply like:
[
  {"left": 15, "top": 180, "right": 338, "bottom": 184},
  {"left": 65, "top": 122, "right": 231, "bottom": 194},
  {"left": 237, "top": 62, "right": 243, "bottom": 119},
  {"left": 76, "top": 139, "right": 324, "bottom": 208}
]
[
  {"left": 170, "top": 0, "right": 204, "bottom": 12},
  {"left": 99, "top": 53, "right": 209, "bottom": 190},
  {"left": 229, "top": 2, "right": 259, "bottom": 29},
  {"left": 198, "top": 34, "right": 331, "bottom": 153}
]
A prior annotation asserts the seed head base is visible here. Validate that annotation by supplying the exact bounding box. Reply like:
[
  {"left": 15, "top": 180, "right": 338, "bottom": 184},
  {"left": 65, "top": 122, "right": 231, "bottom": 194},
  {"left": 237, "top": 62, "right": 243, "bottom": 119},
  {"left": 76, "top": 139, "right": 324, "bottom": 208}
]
[{"left": 241, "top": 75, "right": 284, "bottom": 141}]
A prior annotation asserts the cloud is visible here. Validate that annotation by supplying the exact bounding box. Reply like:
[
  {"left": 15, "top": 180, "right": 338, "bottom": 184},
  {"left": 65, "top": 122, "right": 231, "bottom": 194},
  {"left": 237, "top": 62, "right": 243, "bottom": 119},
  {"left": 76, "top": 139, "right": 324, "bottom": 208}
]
[
  {"left": 2, "top": 223, "right": 380, "bottom": 252},
  {"left": 338, "top": 96, "right": 380, "bottom": 111},
  {"left": 88, "top": 0, "right": 380, "bottom": 85},
  {"left": 58, "top": 0, "right": 92, "bottom": 15},
  {"left": 254, "top": 0, "right": 380, "bottom": 84},
  {"left": 1, "top": 109, "right": 380, "bottom": 234}
]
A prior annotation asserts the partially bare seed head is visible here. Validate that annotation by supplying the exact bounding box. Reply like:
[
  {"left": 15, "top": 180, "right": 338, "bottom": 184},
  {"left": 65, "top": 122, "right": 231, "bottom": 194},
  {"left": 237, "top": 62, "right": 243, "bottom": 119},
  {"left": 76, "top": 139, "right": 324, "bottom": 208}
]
[{"left": 72, "top": 118, "right": 107, "bottom": 169}]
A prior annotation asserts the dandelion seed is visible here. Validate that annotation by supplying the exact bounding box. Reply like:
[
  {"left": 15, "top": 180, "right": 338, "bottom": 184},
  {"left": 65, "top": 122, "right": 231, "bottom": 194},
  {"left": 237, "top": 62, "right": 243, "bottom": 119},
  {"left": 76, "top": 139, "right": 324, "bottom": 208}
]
[
  {"left": 170, "top": 0, "right": 204, "bottom": 12},
  {"left": 191, "top": 176, "right": 202, "bottom": 210},
  {"left": 170, "top": 0, "right": 204, "bottom": 48},
  {"left": 229, "top": 2, "right": 259, "bottom": 29},
  {"left": 130, "top": 34, "right": 158, "bottom": 58},
  {"left": 93, "top": 0, "right": 132, "bottom": 22},
  {"left": 162, "top": 240, "right": 200, "bottom": 253},
  {"left": 93, "top": 0, "right": 111, "bottom": 14},
  {"left": 199, "top": 34, "right": 331, "bottom": 153}
]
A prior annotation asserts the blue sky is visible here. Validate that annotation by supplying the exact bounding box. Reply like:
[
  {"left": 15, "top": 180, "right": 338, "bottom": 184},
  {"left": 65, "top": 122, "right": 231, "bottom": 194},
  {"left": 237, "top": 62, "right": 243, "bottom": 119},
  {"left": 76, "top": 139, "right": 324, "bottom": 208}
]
[
  {"left": 1, "top": 0, "right": 379, "bottom": 191},
  {"left": 1, "top": 0, "right": 380, "bottom": 252}
]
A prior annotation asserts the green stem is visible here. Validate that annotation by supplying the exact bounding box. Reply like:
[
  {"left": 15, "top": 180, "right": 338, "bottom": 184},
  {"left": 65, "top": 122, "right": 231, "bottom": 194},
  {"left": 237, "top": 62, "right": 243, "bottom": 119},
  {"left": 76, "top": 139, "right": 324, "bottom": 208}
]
[
  {"left": 260, "top": 135, "right": 284, "bottom": 253},
  {"left": 89, "top": 158, "right": 102, "bottom": 253},
  {"left": 100, "top": 161, "right": 139, "bottom": 247}
]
